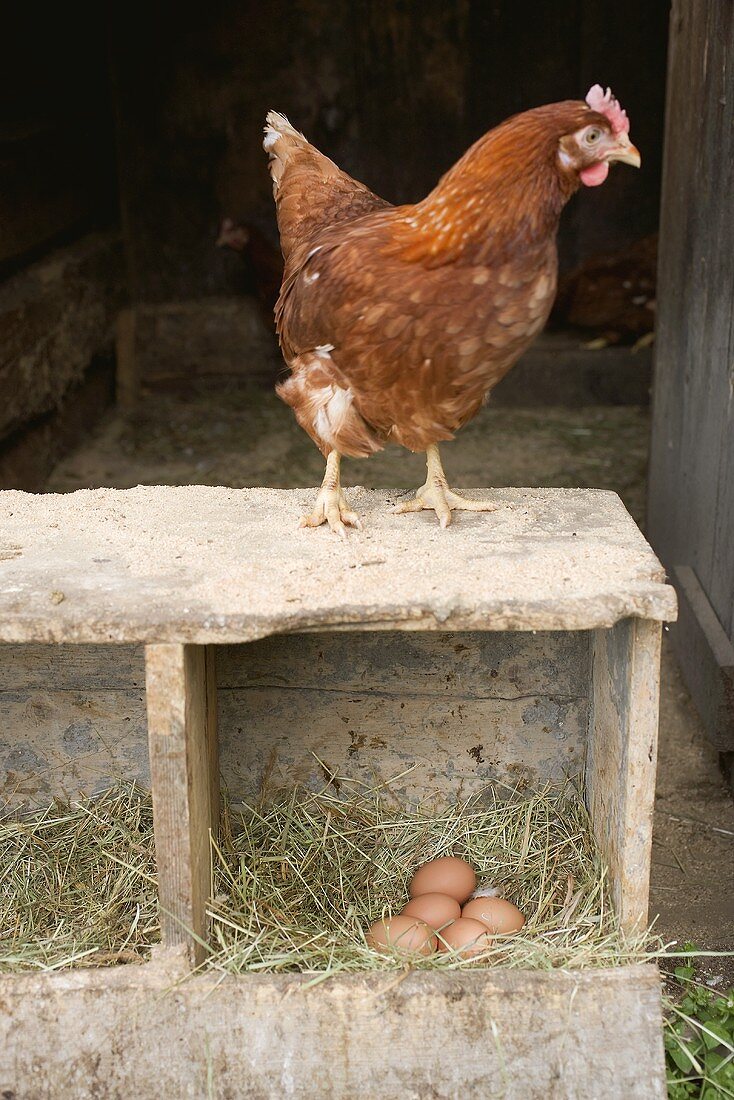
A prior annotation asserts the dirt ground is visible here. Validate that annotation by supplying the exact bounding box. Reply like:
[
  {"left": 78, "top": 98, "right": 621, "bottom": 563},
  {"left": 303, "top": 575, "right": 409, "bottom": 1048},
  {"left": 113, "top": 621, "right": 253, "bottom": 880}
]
[{"left": 48, "top": 377, "right": 734, "bottom": 983}]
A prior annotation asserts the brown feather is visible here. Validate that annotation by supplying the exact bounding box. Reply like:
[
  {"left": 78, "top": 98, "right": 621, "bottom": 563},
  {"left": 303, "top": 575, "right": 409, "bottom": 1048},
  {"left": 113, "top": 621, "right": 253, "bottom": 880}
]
[{"left": 266, "top": 100, "right": 615, "bottom": 455}]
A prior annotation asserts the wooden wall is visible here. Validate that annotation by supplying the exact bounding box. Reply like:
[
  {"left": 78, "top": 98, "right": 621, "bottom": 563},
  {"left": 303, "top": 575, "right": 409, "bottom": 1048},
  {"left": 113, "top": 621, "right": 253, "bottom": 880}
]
[
  {"left": 0, "top": 632, "right": 589, "bottom": 813},
  {"left": 648, "top": 0, "right": 734, "bottom": 755},
  {"left": 109, "top": 0, "right": 670, "bottom": 303}
]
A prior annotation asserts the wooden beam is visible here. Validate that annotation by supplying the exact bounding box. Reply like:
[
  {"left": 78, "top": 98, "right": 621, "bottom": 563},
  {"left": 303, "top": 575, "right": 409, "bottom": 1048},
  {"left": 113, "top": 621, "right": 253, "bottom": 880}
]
[
  {"left": 115, "top": 308, "right": 138, "bottom": 411},
  {"left": 145, "top": 643, "right": 218, "bottom": 963},
  {"left": 586, "top": 617, "right": 662, "bottom": 933},
  {"left": 672, "top": 566, "right": 734, "bottom": 752},
  {"left": 0, "top": 964, "right": 667, "bottom": 1098}
]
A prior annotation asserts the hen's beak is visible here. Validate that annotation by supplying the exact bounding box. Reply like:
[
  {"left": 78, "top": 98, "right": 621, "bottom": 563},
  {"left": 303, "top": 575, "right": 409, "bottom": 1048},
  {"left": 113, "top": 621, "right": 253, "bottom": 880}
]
[{"left": 606, "top": 134, "right": 641, "bottom": 168}]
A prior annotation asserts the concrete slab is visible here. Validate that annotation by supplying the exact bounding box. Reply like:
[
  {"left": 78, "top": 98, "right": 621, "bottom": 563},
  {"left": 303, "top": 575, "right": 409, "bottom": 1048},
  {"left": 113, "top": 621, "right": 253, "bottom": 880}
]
[{"left": 0, "top": 486, "right": 676, "bottom": 644}]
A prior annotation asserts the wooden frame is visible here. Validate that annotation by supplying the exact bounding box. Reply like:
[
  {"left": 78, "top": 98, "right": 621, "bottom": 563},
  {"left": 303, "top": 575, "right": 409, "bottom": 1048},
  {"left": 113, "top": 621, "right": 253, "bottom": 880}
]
[
  {"left": 587, "top": 618, "right": 662, "bottom": 932},
  {"left": 139, "top": 620, "right": 662, "bottom": 961},
  {"left": 146, "top": 643, "right": 218, "bottom": 963},
  {"left": 0, "top": 485, "right": 675, "bottom": 1092}
]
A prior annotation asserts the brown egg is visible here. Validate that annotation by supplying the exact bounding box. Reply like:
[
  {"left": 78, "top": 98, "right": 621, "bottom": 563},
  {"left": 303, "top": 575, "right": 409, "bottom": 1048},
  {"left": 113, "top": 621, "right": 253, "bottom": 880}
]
[
  {"left": 366, "top": 915, "right": 437, "bottom": 957},
  {"left": 461, "top": 896, "right": 525, "bottom": 934},
  {"left": 409, "top": 857, "right": 477, "bottom": 903},
  {"left": 402, "top": 892, "right": 461, "bottom": 929},
  {"left": 437, "top": 918, "right": 492, "bottom": 957}
]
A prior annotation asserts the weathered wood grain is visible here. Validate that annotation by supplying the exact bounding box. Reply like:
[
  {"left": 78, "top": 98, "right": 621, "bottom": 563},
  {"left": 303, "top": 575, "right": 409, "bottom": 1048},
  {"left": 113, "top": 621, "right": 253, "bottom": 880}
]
[
  {"left": 219, "top": 685, "right": 586, "bottom": 804},
  {"left": 0, "top": 486, "right": 677, "bottom": 644},
  {"left": 0, "top": 643, "right": 145, "bottom": 690},
  {"left": 218, "top": 630, "right": 588, "bottom": 695},
  {"left": 145, "top": 644, "right": 218, "bottom": 963},
  {"left": 0, "top": 633, "right": 588, "bottom": 811},
  {"left": 586, "top": 618, "right": 662, "bottom": 933},
  {"left": 648, "top": 0, "right": 734, "bottom": 749},
  {"left": 0, "top": 686, "right": 148, "bottom": 813},
  {"left": 0, "top": 961, "right": 667, "bottom": 1098},
  {"left": 672, "top": 567, "right": 734, "bottom": 752},
  {"left": 217, "top": 629, "right": 589, "bottom": 803}
]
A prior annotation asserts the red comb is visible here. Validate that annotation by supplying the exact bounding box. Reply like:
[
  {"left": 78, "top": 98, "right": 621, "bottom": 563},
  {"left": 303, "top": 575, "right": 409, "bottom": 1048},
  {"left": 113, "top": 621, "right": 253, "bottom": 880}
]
[{"left": 585, "top": 85, "right": 629, "bottom": 135}]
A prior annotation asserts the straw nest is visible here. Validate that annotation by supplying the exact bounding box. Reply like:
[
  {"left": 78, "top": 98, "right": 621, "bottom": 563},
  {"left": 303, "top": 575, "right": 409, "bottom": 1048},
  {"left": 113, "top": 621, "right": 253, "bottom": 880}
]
[
  {"left": 0, "top": 784, "right": 159, "bottom": 970},
  {"left": 2, "top": 777, "right": 659, "bottom": 975}
]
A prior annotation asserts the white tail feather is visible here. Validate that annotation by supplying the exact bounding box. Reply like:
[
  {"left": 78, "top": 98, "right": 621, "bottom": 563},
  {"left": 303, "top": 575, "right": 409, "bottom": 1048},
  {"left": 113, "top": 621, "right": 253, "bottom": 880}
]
[{"left": 263, "top": 111, "right": 309, "bottom": 191}]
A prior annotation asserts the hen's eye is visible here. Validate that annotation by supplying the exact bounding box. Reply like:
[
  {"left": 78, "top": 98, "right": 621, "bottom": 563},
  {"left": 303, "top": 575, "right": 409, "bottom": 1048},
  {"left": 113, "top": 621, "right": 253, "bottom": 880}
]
[{"left": 585, "top": 128, "right": 602, "bottom": 145}]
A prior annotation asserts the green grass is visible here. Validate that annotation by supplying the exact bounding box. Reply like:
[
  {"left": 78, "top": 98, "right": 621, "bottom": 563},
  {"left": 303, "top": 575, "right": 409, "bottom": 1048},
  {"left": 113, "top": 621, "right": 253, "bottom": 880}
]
[{"left": 665, "top": 948, "right": 734, "bottom": 1099}]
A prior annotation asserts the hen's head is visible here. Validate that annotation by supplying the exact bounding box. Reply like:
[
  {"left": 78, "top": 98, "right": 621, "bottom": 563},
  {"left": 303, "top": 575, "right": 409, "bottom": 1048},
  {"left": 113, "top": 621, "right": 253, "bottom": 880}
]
[{"left": 557, "top": 85, "right": 640, "bottom": 188}]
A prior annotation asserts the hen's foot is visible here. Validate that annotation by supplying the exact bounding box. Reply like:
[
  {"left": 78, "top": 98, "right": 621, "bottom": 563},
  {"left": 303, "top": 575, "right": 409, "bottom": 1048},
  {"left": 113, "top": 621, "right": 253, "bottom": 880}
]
[
  {"left": 391, "top": 443, "right": 497, "bottom": 528},
  {"left": 300, "top": 452, "right": 361, "bottom": 538},
  {"left": 392, "top": 482, "right": 497, "bottom": 528},
  {"left": 300, "top": 486, "right": 361, "bottom": 538}
]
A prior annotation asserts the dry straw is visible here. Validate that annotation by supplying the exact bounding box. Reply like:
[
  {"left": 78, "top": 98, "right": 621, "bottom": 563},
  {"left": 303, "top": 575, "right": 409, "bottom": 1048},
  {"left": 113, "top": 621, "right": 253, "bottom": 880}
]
[
  {"left": 0, "top": 784, "right": 159, "bottom": 970},
  {"left": 1, "top": 774, "right": 660, "bottom": 975},
  {"left": 204, "top": 773, "right": 655, "bottom": 976}
]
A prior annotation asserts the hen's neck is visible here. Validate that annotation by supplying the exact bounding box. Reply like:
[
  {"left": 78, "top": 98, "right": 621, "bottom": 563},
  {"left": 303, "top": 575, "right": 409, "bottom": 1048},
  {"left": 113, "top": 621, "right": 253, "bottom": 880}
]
[{"left": 399, "top": 115, "right": 579, "bottom": 266}]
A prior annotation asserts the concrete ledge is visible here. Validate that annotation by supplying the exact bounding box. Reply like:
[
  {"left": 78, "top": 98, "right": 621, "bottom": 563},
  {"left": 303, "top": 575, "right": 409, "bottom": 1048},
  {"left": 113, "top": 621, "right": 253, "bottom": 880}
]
[
  {"left": 0, "top": 960, "right": 666, "bottom": 1098},
  {"left": 0, "top": 486, "right": 677, "bottom": 644}
]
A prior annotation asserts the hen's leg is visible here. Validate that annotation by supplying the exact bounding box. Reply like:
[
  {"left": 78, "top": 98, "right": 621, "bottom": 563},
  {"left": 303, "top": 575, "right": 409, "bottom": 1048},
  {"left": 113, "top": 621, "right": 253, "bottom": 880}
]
[
  {"left": 392, "top": 444, "right": 497, "bottom": 529},
  {"left": 300, "top": 451, "right": 362, "bottom": 538}
]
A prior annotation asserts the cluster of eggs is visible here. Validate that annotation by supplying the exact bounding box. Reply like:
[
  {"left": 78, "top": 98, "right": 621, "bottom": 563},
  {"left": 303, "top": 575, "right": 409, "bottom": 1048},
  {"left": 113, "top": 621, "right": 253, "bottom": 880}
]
[{"left": 366, "top": 856, "right": 525, "bottom": 959}]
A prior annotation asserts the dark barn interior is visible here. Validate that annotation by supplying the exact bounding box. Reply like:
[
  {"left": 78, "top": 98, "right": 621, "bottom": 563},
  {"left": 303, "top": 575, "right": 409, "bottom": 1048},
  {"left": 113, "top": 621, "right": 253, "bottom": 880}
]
[
  {"left": 1, "top": 0, "right": 732, "bottom": 977},
  {"left": 1, "top": 0, "right": 668, "bottom": 495}
]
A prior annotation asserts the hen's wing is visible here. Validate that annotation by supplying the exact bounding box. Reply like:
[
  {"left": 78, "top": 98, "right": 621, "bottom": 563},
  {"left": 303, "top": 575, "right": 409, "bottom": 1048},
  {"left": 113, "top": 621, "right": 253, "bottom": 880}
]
[
  {"left": 276, "top": 212, "right": 555, "bottom": 455},
  {"left": 264, "top": 112, "right": 390, "bottom": 261}
]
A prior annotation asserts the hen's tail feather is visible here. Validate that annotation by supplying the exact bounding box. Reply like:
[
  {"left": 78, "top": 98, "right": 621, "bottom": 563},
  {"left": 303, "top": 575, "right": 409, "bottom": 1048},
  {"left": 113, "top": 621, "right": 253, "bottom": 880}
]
[{"left": 264, "top": 112, "right": 314, "bottom": 192}]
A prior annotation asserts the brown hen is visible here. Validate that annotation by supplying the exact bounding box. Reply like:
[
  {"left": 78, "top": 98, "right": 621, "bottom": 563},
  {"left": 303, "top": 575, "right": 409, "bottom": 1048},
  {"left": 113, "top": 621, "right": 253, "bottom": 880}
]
[{"left": 266, "top": 87, "right": 640, "bottom": 534}]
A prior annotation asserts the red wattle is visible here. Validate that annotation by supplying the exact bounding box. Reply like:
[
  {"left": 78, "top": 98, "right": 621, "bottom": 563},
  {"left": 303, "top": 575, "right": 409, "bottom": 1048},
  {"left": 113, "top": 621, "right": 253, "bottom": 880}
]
[{"left": 579, "top": 162, "right": 610, "bottom": 187}]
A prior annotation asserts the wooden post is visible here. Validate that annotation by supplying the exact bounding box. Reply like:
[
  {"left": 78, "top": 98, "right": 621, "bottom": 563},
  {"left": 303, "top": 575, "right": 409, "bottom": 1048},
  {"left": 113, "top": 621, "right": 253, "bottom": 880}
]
[
  {"left": 586, "top": 618, "right": 662, "bottom": 934},
  {"left": 145, "top": 644, "right": 218, "bottom": 964},
  {"left": 115, "top": 307, "right": 138, "bottom": 411}
]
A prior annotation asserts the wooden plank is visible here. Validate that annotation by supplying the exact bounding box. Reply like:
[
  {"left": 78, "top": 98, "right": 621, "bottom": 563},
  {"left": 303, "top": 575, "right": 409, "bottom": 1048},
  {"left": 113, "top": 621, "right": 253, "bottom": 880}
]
[
  {"left": 219, "top": 684, "right": 587, "bottom": 805},
  {"left": 0, "top": 687, "right": 147, "bottom": 814},
  {"left": 134, "top": 299, "right": 277, "bottom": 382},
  {"left": 648, "top": 1, "right": 734, "bottom": 683},
  {"left": 0, "top": 962, "right": 667, "bottom": 1098},
  {"left": 672, "top": 566, "right": 734, "bottom": 751},
  {"left": 145, "top": 644, "right": 218, "bottom": 964},
  {"left": 115, "top": 308, "right": 138, "bottom": 411},
  {"left": 586, "top": 617, "right": 662, "bottom": 933},
  {"left": 0, "top": 643, "right": 144, "bottom": 691},
  {"left": 0, "top": 633, "right": 586, "bottom": 810},
  {"left": 0, "top": 486, "right": 677, "bottom": 644},
  {"left": 218, "top": 629, "right": 588, "bottom": 695},
  {"left": 205, "top": 646, "right": 219, "bottom": 825}
]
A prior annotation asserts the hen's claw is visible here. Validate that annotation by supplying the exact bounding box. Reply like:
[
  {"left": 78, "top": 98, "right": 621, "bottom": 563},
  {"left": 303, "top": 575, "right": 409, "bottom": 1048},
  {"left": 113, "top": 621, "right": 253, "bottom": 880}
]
[
  {"left": 300, "top": 486, "right": 361, "bottom": 538},
  {"left": 391, "top": 443, "right": 497, "bottom": 528},
  {"left": 392, "top": 484, "right": 497, "bottom": 528},
  {"left": 300, "top": 451, "right": 361, "bottom": 537}
]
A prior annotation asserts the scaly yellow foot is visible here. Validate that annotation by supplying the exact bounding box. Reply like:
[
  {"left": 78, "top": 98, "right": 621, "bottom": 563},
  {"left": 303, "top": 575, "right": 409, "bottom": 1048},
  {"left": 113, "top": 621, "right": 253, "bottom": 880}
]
[
  {"left": 300, "top": 452, "right": 361, "bottom": 538},
  {"left": 391, "top": 444, "right": 498, "bottom": 529}
]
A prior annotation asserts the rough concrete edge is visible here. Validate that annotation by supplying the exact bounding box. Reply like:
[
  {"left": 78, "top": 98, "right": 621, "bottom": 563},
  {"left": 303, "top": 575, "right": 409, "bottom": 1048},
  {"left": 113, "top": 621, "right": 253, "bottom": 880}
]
[{"left": 0, "top": 591, "right": 678, "bottom": 647}]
